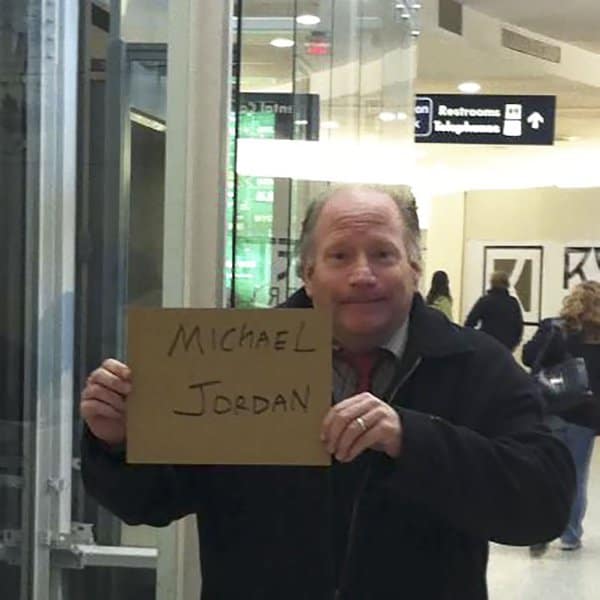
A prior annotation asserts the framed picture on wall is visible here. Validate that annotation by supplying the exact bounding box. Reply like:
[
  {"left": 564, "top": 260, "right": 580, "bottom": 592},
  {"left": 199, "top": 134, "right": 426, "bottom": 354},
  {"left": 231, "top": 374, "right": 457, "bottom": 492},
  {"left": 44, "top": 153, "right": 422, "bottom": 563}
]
[
  {"left": 563, "top": 246, "right": 600, "bottom": 289},
  {"left": 483, "top": 245, "right": 543, "bottom": 325}
]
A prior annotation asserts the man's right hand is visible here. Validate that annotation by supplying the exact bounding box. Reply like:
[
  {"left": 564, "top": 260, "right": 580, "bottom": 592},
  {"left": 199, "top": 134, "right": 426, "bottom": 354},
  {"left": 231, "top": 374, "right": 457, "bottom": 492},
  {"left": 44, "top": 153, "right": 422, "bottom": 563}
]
[{"left": 80, "top": 358, "right": 132, "bottom": 447}]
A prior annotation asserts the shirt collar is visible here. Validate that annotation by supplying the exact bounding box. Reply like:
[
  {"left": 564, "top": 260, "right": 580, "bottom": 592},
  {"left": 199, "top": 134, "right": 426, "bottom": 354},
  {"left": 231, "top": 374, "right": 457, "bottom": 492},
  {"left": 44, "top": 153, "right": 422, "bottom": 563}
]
[{"left": 381, "top": 317, "right": 409, "bottom": 360}]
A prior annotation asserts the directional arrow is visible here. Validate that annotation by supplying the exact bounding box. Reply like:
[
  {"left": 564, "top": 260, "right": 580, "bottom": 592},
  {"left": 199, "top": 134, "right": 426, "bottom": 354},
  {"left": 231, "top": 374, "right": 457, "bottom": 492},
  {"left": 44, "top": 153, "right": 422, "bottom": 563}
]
[{"left": 527, "top": 112, "right": 544, "bottom": 130}]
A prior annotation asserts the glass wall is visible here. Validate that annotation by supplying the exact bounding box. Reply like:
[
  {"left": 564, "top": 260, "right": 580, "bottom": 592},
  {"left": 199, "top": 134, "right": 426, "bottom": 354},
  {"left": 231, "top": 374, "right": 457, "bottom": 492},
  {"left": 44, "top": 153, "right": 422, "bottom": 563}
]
[
  {"left": 0, "top": 1, "right": 418, "bottom": 598},
  {"left": 230, "top": 0, "right": 417, "bottom": 307}
]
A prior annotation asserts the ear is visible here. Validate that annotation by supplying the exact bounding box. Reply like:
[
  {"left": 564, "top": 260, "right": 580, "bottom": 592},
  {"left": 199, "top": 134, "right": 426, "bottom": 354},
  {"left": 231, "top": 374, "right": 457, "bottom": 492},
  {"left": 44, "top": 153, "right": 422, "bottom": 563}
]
[
  {"left": 410, "top": 261, "right": 422, "bottom": 287},
  {"left": 302, "top": 263, "right": 315, "bottom": 298}
]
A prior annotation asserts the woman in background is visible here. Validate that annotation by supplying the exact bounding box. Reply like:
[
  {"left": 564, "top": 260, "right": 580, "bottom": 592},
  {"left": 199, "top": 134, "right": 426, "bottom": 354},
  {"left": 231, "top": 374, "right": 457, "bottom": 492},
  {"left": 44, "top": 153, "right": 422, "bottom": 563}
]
[
  {"left": 523, "top": 280, "right": 600, "bottom": 554},
  {"left": 426, "top": 270, "right": 453, "bottom": 321}
]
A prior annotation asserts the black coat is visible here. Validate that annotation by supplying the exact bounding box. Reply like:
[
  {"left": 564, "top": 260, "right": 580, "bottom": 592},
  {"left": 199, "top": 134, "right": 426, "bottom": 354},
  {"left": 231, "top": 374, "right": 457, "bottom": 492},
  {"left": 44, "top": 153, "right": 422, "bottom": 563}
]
[
  {"left": 522, "top": 318, "right": 600, "bottom": 431},
  {"left": 465, "top": 288, "right": 524, "bottom": 351},
  {"left": 81, "top": 293, "right": 574, "bottom": 600}
]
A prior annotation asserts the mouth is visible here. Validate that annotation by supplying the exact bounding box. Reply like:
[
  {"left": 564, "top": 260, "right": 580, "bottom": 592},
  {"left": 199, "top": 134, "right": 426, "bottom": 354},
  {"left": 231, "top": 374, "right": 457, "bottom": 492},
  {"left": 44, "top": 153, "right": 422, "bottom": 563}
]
[{"left": 341, "top": 298, "right": 386, "bottom": 305}]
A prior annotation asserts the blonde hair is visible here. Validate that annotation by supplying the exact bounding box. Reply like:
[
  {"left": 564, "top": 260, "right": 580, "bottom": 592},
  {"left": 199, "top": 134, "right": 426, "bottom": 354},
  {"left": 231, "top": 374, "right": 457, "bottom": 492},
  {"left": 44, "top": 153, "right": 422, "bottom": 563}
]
[{"left": 560, "top": 281, "right": 600, "bottom": 342}]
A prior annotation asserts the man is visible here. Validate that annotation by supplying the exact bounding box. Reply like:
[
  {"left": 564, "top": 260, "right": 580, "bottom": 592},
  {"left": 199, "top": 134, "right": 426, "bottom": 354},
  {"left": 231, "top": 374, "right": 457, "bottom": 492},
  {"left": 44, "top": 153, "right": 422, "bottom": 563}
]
[
  {"left": 80, "top": 185, "right": 574, "bottom": 600},
  {"left": 465, "top": 270, "right": 524, "bottom": 351}
]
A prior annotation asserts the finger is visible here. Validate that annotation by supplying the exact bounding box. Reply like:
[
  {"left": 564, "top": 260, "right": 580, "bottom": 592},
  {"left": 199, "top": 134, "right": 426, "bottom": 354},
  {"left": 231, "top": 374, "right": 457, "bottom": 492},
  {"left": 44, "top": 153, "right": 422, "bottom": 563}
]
[
  {"left": 335, "top": 405, "right": 386, "bottom": 461},
  {"left": 80, "top": 397, "right": 124, "bottom": 421},
  {"left": 82, "top": 383, "right": 126, "bottom": 415},
  {"left": 323, "top": 396, "right": 376, "bottom": 454},
  {"left": 321, "top": 396, "right": 357, "bottom": 437},
  {"left": 87, "top": 367, "right": 132, "bottom": 397},
  {"left": 321, "top": 392, "right": 377, "bottom": 434},
  {"left": 102, "top": 358, "right": 132, "bottom": 382},
  {"left": 341, "top": 423, "right": 385, "bottom": 463},
  {"left": 344, "top": 408, "right": 400, "bottom": 462},
  {"left": 322, "top": 395, "right": 371, "bottom": 452}
]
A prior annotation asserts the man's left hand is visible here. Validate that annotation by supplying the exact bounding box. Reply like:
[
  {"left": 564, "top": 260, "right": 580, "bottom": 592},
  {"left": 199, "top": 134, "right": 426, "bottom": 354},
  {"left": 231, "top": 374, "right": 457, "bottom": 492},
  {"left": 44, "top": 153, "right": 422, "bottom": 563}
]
[{"left": 321, "top": 393, "right": 403, "bottom": 462}]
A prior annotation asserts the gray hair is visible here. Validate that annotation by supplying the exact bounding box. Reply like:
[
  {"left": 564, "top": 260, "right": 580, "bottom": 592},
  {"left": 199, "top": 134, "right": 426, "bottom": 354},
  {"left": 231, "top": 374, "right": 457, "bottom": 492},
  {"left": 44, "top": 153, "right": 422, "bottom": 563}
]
[
  {"left": 490, "top": 270, "right": 510, "bottom": 290},
  {"left": 296, "top": 184, "right": 421, "bottom": 278}
]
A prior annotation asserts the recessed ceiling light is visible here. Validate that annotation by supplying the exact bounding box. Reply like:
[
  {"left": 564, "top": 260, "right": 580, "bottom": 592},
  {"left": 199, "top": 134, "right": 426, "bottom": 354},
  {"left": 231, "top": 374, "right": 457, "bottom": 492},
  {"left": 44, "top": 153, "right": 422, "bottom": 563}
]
[
  {"left": 296, "top": 14, "right": 321, "bottom": 26},
  {"left": 270, "top": 38, "right": 295, "bottom": 48},
  {"left": 322, "top": 120, "right": 340, "bottom": 129},
  {"left": 378, "top": 111, "right": 397, "bottom": 122},
  {"left": 457, "top": 81, "right": 481, "bottom": 94},
  {"left": 378, "top": 111, "right": 409, "bottom": 122}
]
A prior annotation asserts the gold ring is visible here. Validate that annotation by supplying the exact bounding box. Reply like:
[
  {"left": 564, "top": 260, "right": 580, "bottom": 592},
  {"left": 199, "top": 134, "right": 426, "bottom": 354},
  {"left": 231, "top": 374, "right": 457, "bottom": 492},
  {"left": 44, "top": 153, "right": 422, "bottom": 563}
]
[{"left": 356, "top": 416, "right": 367, "bottom": 432}]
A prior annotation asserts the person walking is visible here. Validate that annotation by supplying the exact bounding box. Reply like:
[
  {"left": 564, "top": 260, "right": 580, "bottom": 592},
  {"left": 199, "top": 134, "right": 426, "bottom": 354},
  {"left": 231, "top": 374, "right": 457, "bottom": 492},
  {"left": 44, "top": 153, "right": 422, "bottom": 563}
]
[
  {"left": 523, "top": 280, "right": 600, "bottom": 554},
  {"left": 465, "top": 270, "right": 524, "bottom": 351}
]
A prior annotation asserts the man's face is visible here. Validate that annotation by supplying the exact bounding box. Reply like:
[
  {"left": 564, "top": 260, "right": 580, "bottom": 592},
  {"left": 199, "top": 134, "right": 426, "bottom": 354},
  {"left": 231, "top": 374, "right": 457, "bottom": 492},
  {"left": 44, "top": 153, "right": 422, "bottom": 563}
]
[{"left": 302, "top": 190, "right": 420, "bottom": 351}]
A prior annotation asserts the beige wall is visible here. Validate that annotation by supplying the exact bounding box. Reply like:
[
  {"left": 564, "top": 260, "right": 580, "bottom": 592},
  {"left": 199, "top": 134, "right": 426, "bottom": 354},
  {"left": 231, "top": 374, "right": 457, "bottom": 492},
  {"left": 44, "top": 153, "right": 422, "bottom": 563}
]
[
  {"left": 459, "top": 187, "right": 600, "bottom": 355},
  {"left": 426, "top": 186, "right": 600, "bottom": 328},
  {"left": 423, "top": 192, "right": 466, "bottom": 322},
  {"left": 464, "top": 187, "right": 600, "bottom": 243}
]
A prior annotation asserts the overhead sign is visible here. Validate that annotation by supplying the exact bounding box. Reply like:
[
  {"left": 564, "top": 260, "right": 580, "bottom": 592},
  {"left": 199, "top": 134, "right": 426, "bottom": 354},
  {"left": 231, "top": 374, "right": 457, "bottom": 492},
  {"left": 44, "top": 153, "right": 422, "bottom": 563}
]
[
  {"left": 126, "top": 308, "right": 331, "bottom": 466},
  {"left": 415, "top": 94, "right": 556, "bottom": 145},
  {"left": 238, "top": 93, "right": 320, "bottom": 140}
]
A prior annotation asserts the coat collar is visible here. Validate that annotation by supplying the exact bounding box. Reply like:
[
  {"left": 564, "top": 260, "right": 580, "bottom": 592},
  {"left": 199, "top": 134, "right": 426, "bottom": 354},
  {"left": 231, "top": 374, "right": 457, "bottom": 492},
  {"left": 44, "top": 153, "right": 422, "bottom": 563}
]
[
  {"left": 407, "top": 294, "right": 473, "bottom": 358},
  {"left": 488, "top": 287, "right": 509, "bottom": 296},
  {"left": 283, "top": 288, "right": 474, "bottom": 359}
]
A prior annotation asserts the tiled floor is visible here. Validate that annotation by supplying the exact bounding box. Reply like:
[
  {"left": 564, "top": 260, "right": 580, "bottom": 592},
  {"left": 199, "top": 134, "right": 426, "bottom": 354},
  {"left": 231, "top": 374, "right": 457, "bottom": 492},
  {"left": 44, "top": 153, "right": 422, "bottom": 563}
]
[{"left": 488, "top": 440, "right": 600, "bottom": 599}]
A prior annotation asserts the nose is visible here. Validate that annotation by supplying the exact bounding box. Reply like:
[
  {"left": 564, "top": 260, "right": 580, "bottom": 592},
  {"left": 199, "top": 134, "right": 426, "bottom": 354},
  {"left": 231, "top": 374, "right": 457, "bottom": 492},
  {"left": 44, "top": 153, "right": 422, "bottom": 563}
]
[{"left": 348, "top": 255, "right": 376, "bottom": 286}]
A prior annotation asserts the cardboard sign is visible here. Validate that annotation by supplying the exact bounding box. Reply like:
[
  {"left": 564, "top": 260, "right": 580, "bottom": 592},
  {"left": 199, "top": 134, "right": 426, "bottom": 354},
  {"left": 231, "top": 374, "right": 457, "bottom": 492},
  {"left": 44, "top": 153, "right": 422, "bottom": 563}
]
[{"left": 126, "top": 308, "right": 331, "bottom": 466}]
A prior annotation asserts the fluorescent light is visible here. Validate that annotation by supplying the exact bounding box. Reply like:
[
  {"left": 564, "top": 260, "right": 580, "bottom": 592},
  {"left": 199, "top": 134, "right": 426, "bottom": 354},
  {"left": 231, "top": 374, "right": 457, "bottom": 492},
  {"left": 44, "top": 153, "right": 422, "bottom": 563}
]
[
  {"left": 296, "top": 14, "right": 321, "bottom": 26},
  {"left": 270, "top": 37, "right": 295, "bottom": 48},
  {"left": 321, "top": 120, "right": 340, "bottom": 129},
  {"left": 396, "top": 111, "right": 408, "bottom": 121},
  {"left": 294, "top": 119, "right": 309, "bottom": 125},
  {"left": 130, "top": 111, "right": 166, "bottom": 132},
  {"left": 236, "top": 139, "right": 416, "bottom": 185},
  {"left": 457, "top": 81, "right": 481, "bottom": 94}
]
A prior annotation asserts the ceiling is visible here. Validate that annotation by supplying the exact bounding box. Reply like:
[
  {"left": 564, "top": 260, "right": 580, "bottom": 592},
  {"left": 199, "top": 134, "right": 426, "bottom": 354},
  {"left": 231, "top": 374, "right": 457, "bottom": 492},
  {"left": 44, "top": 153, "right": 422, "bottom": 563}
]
[
  {"left": 411, "top": 1, "right": 600, "bottom": 194},
  {"left": 115, "top": 0, "right": 600, "bottom": 193},
  {"left": 462, "top": 0, "right": 600, "bottom": 53}
]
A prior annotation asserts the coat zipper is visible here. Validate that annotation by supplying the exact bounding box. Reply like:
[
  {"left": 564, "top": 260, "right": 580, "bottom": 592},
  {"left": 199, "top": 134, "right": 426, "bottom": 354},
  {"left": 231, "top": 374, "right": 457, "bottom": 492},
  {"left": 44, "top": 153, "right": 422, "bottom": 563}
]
[{"left": 334, "top": 356, "right": 423, "bottom": 599}]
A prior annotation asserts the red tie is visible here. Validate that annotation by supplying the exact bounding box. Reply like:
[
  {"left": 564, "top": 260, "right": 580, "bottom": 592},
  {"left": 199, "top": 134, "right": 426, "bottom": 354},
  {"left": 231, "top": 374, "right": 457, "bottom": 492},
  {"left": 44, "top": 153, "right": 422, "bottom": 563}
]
[{"left": 341, "top": 351, "right": 378, "bottom": 393}]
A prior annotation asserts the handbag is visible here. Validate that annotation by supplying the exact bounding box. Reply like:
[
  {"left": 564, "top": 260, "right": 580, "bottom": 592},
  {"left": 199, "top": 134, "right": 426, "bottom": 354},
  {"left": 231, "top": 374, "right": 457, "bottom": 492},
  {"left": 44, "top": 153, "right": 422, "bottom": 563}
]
[{"left": 532, "top": 320, "right": 594, "bottom": 417}]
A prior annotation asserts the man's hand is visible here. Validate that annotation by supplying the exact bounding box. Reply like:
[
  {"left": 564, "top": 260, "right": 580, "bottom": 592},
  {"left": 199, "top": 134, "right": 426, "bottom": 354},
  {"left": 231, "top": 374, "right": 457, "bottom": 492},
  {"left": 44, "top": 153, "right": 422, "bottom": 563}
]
[
  {"left": 80, "top": 358, "right": 132, "bottom": 447},
  {"left": 321, "top": 393, "right": 403, "bottom": 462}
]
